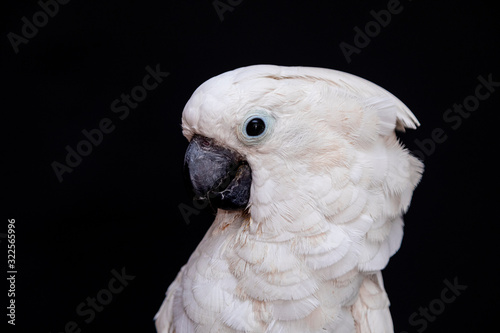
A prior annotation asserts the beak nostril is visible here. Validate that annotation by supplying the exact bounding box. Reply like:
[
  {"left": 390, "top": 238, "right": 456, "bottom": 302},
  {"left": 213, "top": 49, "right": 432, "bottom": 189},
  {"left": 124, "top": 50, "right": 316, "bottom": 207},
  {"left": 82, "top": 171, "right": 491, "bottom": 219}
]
[
  {"left": 200, "top": 139, "right": 210, "bottom": 147},
  {"left": 196, "top": 135, "right": 212, "bottom": 148}
]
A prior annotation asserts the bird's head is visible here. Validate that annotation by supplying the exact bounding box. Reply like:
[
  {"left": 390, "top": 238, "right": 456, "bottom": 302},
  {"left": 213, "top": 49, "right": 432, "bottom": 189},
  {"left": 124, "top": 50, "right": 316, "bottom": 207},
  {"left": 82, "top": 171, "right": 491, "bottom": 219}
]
[{"left": 181, "top": 65, "right": 422, "bottom": 228}]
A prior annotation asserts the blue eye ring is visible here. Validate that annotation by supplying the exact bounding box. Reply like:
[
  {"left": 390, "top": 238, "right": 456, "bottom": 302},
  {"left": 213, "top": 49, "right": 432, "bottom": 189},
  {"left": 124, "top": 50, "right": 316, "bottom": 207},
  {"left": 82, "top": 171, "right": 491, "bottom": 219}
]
[{"left": 239, "top": 111, "right": 274, "bottom": 145}]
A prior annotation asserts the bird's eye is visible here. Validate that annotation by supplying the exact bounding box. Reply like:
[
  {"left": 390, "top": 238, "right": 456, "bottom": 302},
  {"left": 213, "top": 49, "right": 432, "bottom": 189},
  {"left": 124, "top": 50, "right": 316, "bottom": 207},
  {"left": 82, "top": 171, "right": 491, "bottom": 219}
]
[
  {"left": 245, "top": 117, "right": 266, "bottom": 137},
  {"left": 239, "top": 111, "right": 274, "bottom": 145}
]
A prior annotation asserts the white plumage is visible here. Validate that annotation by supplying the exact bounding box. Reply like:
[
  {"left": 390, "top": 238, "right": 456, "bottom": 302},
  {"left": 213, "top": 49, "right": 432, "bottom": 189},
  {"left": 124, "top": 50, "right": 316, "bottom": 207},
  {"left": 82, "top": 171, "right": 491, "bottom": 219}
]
[{"left": 155, "top": 65, "right": 423, "bottom": 332}]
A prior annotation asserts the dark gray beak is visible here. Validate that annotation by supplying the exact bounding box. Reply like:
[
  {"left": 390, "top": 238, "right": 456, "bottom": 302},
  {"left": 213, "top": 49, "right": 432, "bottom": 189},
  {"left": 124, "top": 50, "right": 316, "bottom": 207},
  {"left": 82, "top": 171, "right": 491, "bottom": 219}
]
[{"left": 184, "top": 135, "right": 252, "bottom": 211}]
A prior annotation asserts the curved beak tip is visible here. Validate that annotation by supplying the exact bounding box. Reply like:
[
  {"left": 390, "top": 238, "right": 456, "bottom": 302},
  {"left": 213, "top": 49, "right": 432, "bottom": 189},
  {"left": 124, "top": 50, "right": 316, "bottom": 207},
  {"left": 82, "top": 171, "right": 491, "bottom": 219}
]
[{"left": 184, "top": 135, "right": 252, "bottom": 211}]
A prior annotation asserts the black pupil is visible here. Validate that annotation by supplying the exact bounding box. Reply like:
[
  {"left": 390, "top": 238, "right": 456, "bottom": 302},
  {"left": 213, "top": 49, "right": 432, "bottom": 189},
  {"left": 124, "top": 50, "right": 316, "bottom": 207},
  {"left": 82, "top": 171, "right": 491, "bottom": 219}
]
[{"left": 246, "top": 118, "right": 265, "bottom": 137}]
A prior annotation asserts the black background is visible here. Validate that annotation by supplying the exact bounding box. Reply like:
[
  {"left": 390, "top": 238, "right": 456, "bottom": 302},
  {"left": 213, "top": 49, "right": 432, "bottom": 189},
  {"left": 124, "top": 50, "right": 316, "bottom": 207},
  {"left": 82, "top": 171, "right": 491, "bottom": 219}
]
[{"left": 2, "top": 0, "right": 499, "bottom": 332}]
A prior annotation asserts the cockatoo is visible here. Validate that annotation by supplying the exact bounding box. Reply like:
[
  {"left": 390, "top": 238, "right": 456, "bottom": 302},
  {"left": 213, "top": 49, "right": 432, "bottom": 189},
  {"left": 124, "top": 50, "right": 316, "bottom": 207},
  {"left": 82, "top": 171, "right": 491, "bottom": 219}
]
[{"left": 155, "top": 65, "right": 423, "bottom": 333}]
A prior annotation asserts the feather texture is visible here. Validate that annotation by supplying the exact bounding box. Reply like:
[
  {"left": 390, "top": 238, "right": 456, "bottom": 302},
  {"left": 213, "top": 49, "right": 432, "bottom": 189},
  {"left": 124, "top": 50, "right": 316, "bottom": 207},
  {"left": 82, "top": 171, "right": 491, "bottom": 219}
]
[{"left": 156, "top": 65, "right": 423, "bottom": 332}]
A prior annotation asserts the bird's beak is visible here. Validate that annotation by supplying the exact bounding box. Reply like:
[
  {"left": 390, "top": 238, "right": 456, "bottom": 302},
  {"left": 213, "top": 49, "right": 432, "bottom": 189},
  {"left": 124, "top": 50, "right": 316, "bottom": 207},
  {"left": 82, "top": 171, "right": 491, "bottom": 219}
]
[{"left": 184, "top": 135, "right": 252, "bottom": 211}]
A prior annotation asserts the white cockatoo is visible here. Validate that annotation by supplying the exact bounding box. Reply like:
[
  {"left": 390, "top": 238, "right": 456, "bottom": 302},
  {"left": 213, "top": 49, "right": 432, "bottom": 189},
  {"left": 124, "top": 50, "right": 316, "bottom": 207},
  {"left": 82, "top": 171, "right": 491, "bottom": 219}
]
[{"left": 155, "top": 65, "right": 423, "bottom": 333}]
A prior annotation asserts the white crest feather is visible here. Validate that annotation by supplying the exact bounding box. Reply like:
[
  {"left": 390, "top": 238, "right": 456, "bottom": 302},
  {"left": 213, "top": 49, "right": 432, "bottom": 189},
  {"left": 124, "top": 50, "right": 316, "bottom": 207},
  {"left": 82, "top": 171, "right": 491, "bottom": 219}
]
[{"left": 158, "top": 65, "right": 423, "bottom": 333}]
